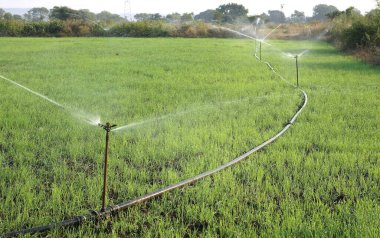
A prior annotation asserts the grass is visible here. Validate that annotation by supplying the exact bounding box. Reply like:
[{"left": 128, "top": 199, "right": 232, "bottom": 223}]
[{"left": 0, "top": 37, "right": 379, "bottom": 237}]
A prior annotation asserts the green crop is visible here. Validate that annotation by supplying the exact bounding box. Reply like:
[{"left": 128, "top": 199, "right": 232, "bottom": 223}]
[{"left": 0, "top": 38, "right": 379, "bottom": 237}]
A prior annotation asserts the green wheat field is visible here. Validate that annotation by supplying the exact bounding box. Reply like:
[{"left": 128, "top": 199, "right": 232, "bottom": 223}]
[{"left": 0, "top": 38, "right": 379, "bottom": 237}]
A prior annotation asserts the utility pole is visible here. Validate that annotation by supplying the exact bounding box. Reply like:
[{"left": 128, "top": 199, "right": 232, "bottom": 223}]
[{"left": 124, "top": 0, "right": 132, "bottom": 21}]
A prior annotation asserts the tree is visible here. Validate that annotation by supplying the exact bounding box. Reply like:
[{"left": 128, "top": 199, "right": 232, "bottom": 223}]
[
  {"left": 151, "top": 13, "right": 163, "bottom": 21},
  {"left": 77, "top": 9, "right": 96, "bottom": 22},
  {"left": 247, "top": 15, "right": 258, "bottom": 24},
  {"left": 326, "top": 10, "right": 343, "bottom": 20},
  {"left": 181, "top": 13, "right": 193, "bottom": 22},
  {"left": 346, "top": 7, "right": 361, "bottom": 17},
  {"left": 327, "top": 7, "right": 361, "bottom": 20},
  {"left": 50, "top": 6, "right": 97, "bottom": 22},
  {"left": 312, "top": 4, "right": 339, "bottom": 21},
  {"left": 134, "top": 13, "right": 162, "bottom": 21},
  {"left": 4, "top": 12, "right": 12, "bottom": 20},
  {"left": 258, "top": 13, "right": 270, "bottom": 24},
  {"left": 24, "top": 7, "right": 49, "bottom": 21},
  {"left": 13, "top": 14, "right": 23, "bottom": 20},
  {"left": 134, "top": 13, "right": 150, "bottom": 21},
  {"left": 0, "top": 8, "right": 5, "bottom": 20},
  {"left": 96, "top": 11, "right": 124, "bottom": 24},
  {"left": 194, "top": 9, "right": 216, "bottom": 22},
  {"left": 215, "top": 3, "right": 248, "bottom": 23},
  {"left": 268, "top": 10, "right": 285, "bottom": 23},
  {"left": 290, "top": 10, "right": 306, "bottom": 23},
  {"left": 50, "top": 6, "right": 80, "bottom": 21},
  {"left": 166, "top": 13, "right": 181, "bottom": 22}
]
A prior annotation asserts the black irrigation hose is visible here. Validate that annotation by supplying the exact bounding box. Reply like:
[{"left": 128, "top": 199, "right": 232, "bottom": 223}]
[{"left": 3, "top": 57, "right": 308, "bottom": 238}]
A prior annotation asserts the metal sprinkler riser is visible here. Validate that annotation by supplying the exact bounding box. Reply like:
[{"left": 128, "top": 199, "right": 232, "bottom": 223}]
[
  {"left": 98, "top": 122, "right": 117, "bottom": 212},
  {"left": 295, "top": 55, "right": 299, "bottom": 87}
]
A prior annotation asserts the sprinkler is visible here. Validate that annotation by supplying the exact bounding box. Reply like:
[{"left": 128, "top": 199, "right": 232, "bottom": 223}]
[
  {"left": 254, "top": 40, "right": 262, "bottom": 61},
  {"left": 295, "top": 55, "right": 299, "bottom": 87},
  {"left": 98, "top": 122, "right": 117, "bottom": 212}
]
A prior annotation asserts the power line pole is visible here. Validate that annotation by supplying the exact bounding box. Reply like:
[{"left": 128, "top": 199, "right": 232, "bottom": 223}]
[{"left": 124, "top": 0, "right": 132, "bottom": 21}]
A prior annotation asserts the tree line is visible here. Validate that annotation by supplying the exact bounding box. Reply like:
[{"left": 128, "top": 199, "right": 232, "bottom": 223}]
[
  {"left": 329, "top": 6, "right": 380, "bottom": 52},
  {"left": 0, "top": 2, "right": 379, "bottom": 56},
  {"left": 0, "top": 3, "right": 348, "bottom": 37},
  {"left": 0, "top": 3, "right": 343, "bottom": 24},
  {"left": 0, "top": 7, "right": 125, "bottom": 23}
]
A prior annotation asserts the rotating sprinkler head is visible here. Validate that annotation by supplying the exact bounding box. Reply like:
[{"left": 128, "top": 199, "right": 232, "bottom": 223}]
[
  {"left": 99, "top": 122, "right": 117, "bottom": 132},
  {"left": 98, "top": 122, "right": 117, "bottom": 212}
]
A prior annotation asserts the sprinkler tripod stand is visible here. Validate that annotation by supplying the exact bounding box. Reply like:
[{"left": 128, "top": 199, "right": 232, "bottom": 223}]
[{"left": 98, "top": 122, "right": 117, "bottom": 212}]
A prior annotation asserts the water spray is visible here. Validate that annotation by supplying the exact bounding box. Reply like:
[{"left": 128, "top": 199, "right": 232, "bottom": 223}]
[
  {"left": 0, "top": 74, "right": 102, "bottom": 127},
  {"left": 0, "top": 75, "right": 64, "bottom": 108},
  {"left": 262, "top": 24, "right": 282, "bottom": 41},
  {"left": 98, "top": 122, "right": 117, "bottom": 212}
]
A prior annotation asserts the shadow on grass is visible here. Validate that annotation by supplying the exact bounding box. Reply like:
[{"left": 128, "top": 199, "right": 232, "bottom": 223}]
[{"left": 302, "top": 49, "right": 380, "bottom": 73}]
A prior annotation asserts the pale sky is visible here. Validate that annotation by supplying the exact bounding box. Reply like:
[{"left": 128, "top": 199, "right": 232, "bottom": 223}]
[{"left": 1, "top": 0, "right": 377, "bottom": 17}]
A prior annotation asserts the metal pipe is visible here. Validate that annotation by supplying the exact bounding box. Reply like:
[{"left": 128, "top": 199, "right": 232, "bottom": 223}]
[
  {"left": 98, "top": 122, "right": 117, "bottom": 212},
  {"left": 259, "top": 41, "right": 262, "bottom": 61},
  {"left": 102, "top": 128, "right": 110, "bottom": 212},
  {"left": 295, "top": 55, "right": 299, "bottom": 87},
  {"left": 255, "top": 44, "right": 260, "bottom": 61}
]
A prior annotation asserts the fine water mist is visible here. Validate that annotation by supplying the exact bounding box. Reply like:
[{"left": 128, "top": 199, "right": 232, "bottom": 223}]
[
  {"left": 212, "top": 25, "right": 256, "bottom": 40},
  {"left": 283, "top": 49, "right": 309, "bottom": 59},
  {"left": 112, "top": 93, "right": 294, "bottom": 133},
  {"left": 0, "top": 74, "right": 64, "bottom": 108},
  {"left": 220, "top": 20, "right": 329, "bottom": 62},
  {"left": 0, "top": 74, "right": 100, "bottom": 127},
  {"left": 261, "top": 24, "right": 282, "bottom": 41},
  {"left": 72, "top": 111, "right": 101, "bottom": 126}
]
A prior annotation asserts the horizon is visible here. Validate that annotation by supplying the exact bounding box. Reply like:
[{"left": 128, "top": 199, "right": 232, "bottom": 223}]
[{"left": 1, "top": 0, "right": 378, "bottom": 18}]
